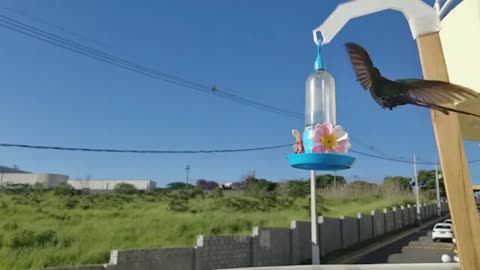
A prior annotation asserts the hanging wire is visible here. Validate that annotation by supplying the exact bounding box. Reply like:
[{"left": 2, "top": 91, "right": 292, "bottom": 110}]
[
  {"left": 1, "top": 142, "right": 479, "bottom": 166},
  {"left": 0, "top": 143, "right": 291, "bottom": 154},
  {"left": 0, "top": 13, "right": 469, "bottom": 165}
]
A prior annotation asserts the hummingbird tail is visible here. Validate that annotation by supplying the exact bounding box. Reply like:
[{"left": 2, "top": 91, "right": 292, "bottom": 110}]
[
  {"left": 418, "top": 101, "right": 480, "bottom": 118},
  {"left": 438, "top": 105, "right": 480, "bottom": 118}
]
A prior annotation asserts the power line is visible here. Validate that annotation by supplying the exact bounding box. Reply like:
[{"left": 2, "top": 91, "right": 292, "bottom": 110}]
[
  {"left": 0, "top": 143, "right": 291, "bottom": 154},
  {"left": 0, "top": 13, "right": 416, "bottom": 161},
  {"left": 1, "top": 142, "right": 479, "bottom": 165},
  {"left": 349, "top": 149, "right": 438, "bottom": 165},
  {"left": 0, "top": 14, "right": 300, "bottom": 117}
]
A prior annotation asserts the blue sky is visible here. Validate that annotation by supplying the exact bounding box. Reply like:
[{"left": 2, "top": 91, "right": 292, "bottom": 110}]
[{"left": 0, "top": 0, "right": 478, "bottom": 186}]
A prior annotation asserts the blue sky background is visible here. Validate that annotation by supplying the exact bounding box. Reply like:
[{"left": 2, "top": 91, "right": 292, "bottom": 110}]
[{"left": 0, "top": 0, "right": 478, "bottom": 186}]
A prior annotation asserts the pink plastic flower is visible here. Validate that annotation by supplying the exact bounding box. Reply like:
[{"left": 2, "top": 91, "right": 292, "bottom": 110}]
[{"left": 311, "top": 122, "right": 351, "bottom": 153}]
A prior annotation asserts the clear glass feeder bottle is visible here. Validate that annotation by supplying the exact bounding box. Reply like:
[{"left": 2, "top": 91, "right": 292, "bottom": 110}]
[{"left": 305, "top": 69, "right": 336, "bottom": 130}]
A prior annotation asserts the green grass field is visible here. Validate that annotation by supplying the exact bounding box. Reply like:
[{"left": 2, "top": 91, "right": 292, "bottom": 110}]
[{"left": 0, "top": 187, "right": 416, "bottom": 270}]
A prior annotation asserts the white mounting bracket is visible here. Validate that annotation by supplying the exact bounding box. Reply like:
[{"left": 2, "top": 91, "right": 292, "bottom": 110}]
[{"left": 313, "top": 0, "right": 441, "bottom": 45}]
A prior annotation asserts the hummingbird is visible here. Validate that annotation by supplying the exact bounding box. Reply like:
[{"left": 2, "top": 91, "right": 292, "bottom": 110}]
[{"left": 344, "top": 42, "right": 480, "bottom": 118}]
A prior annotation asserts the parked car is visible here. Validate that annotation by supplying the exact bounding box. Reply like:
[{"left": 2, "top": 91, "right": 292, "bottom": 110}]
[
  {"left": 432, "top": 223, "right": 453, "bottom": 242},
  {"left": 444, "top": 219, "right": 452, "bottom": 225}
]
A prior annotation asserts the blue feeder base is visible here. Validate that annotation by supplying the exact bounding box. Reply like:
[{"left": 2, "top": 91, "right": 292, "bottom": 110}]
[{"left": 288, "top": 153, "right": 355, "bottom": 171}]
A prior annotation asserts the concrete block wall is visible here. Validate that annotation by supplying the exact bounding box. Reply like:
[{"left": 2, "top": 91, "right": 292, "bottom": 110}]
[
  {"left": 401, "top": 205, "right": 409, "bottom": 227},
  {"left": 372, "top": 209, "right": 385, "bottom": 238},
  {"left": 426, "top": 204, "right": 432, "bottom": 219},
  {"left": 409, "top": 204, "right": 417, "bottom": 225},
  {"left": 393, "top": 207, "right": 402, "bottom": 230},
  {"left": 290, "top": 221, "right": 312, "bottom": 265},
  {"left": 421, "top": 203, "right": 428, "bottom": 221},
  {"left": 441, "top": 201, "right": 448, "bottom": 213},
  {"left": 107, "top": 247, "right": 195, "bottom": 270},
  {"left": 43, "top": 266, "right": 105, "bottom": 270},
  {"left": 40, "top": 202, "right": 446, "bottom": 270},
  {"left": 252, "top": 227, "right": 292, "bottom": 266},
  {"left": 340, "top": 216, "right": 359, "bottom": 249},
  {"left": 318, "top": 216, "right": 342, "bottom": 256},
  {"left": 384, "top": 208, "right": 395, "bottom": 233},
  {"left": 196, "top": 235, "right": 252, "bottom": 270},
  {"left": 357, "top": 213, "right": 373, "bottom": 242},
  {"left": 432, "top": 204, "right": 437, "bottom": 217}
]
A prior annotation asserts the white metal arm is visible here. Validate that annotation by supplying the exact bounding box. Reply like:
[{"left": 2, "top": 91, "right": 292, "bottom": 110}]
[{"left": 313, "top": 0, "right": 441, "bottom": 45}]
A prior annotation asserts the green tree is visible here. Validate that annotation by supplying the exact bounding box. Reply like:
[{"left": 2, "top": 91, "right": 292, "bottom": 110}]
[
  {"left": 315, "top": 174, "right": 346, "bottom": 188},
  {"left": 383, "top": 176, "right": 412, "bottom": 190},
  {"left": 166, "top": 182, "right": 194, "bottom": 190},
  {"left": 244, "top": 176, "right": 276, "bottom": 197},
  {"left": 113, "top": 183, "right": 137, "bottom": 195},
  {"left": 417, "top": 170, "right": 445, "bottom": 198},
  {"left": 285, "top": 180, "right": 309, "bottom": 197}
]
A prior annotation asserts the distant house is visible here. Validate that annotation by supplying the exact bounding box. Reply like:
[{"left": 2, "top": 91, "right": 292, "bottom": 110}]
[
  {"left": 0, "top": 173, "right": 69, "bottom": 188},
  {"left": 67, "top": 179, "right": 156, "bottom": 191},
  {"left": 220, "top": 182, "right": 243, "bottom": 190}
]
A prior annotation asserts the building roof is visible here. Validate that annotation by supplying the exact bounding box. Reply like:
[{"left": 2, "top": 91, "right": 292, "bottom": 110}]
[
  {"left": 68, "top": 179, "right": 154, "bottom": 182},
  {"left": 0, "top": 166, "right": 29, "bottom": 173}
]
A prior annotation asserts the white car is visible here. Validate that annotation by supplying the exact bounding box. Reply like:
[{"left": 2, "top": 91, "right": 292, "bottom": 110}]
[{"left": 432, "top": 223, "right": 453, "bottom": 242}]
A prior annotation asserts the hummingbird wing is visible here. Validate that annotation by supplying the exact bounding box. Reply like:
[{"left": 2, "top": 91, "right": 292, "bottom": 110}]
[
  {"left": 396, "top": 79, "right": 479, "bottom": 105},
  {"left": 344, "top": 42, "right": 381, "bottom": 90}
]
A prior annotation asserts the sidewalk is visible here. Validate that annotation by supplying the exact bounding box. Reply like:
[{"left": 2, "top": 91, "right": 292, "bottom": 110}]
[{"left": 330, "top": 215, "right": 450, "bottom": 264}]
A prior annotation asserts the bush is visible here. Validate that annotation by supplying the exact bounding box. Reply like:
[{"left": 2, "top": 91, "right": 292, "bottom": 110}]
[
  {"left": 11, "top": 194, "right": 41, "bottom": 205},
  {"left": 302, "top": 194, "right": 328, "bottom": 216},
  {"left": 62, "top": 197, "right": 79, "bottom": 209},
  {"left": 0, "top": 200, "right": 8, "bottom": 209},
  {"left": 168, "top": 197, "right": 189, "bottom": 212},
  {"left": 211, "top": 187, "right": 223, "bottom": 198},
  {"left": 221, "top": 197, "right": 266, "bottom": 212},
  {"left": 167, "top": 191, "right": 190, "bottom": 212},
  {"left": 53, "top": 183, "right": 76, "bottom": 197},
  {"left": 35, "top": 230, "right": 58, "bottom": 246},
  {"left": 7, "top": 229, "right": 35, "bottom": 248},
  {"left": 276, "top": 196, "right": 294, "bottom": 208},
  {"left": 244, "top": 177, "right": 277, "bottom": 198},
  {"left": 113, "top": 183, "right": 137, "bottom": 195},
  {"left": 285, "top": 180, "right": 309, "bottom": 197},
  {"left": 2, "top": 222, "right": 18, "bottom": 231},
  {"left": 33, "top": 182, "right": 44, "bottom": 192},
  {"left": 6, "top": 229, "right": 58, "bottom": 248},
  {"left": 191, "top": 186, "right": 204, "bottom": 199}
]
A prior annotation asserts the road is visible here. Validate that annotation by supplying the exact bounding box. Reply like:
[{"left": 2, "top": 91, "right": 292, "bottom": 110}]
[{"left": 354, "top": 224, "right": 456, "bottom": 264}]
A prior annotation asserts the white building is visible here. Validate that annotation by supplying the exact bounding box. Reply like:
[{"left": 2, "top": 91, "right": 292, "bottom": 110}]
[
  {"left": 0, "top": 173, "right": 69, "bottom": 188},
  {"left": 67, "top": 179, "right": 156, "bottom": 191}
]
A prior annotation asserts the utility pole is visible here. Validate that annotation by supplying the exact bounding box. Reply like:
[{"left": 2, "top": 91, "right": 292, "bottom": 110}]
[
  {"left": 414, "top": 154, "right": 421, "bottom": 225},
  {"left": 185, "top": 165, "right": 190, "bottom": 184},
  {"left": 310, "top": 170, "right": 320, "bottom": 264},
  {"left": 435, "top": 160, "right": 442, "bottom": 217}
]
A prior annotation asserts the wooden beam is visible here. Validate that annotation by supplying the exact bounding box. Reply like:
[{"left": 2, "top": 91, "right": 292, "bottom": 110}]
[{"left": 416, "top": 32, "right": 480, "bottom": 269}]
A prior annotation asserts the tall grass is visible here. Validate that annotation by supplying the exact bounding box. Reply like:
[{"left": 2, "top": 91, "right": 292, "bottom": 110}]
[
  {"left": 0, "top": 184, "right": 417, "bottom": 270},
  {"left": 318, "top": 183, "right": 419, "bottom": 217}
]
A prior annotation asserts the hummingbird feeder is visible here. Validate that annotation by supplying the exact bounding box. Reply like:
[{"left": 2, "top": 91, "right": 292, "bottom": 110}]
[{"left": 288, "top": 39, "right": 355, "bottom": 171}]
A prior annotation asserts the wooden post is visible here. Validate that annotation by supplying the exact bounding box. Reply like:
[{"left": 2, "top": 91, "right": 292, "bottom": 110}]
[{"left": 416, "top": 32, "right": 480, "bottom": 269}]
